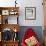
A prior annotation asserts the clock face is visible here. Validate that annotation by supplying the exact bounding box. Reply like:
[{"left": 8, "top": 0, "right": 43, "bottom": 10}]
[{"left": 2, "top": 10, "right": 9, "bottom": 15}]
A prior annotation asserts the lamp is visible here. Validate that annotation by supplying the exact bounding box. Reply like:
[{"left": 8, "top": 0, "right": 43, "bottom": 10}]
[
  {"left": 14, "top": 28, "right": 17, "bottom": 32},
  {"left": 15, "top": 0, "right": 17, "bottom": 7},
  {"left": 13, "top": 28, "right": 19, "bottom": 41}
]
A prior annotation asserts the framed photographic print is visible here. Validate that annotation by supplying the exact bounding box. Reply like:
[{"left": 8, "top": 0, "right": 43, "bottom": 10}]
[
  {"left": 2, "top": 10, "right": 9, "bottom": 15},
  {"left": 25, "top": 7, "right": 36, "bottom": 20}
]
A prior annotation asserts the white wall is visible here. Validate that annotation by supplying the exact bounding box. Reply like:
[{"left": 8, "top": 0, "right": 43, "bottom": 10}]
[
  {"left": 18, "top": 0, "right": 44, "bottom": 26},
  {"left": 0, "top": 0, "right": 44, "bottom": 26}
]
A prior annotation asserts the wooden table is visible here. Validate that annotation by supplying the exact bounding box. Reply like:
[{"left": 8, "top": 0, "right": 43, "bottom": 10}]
[{"left": 0, "top": 40, "right": 19, "bottom": 46}]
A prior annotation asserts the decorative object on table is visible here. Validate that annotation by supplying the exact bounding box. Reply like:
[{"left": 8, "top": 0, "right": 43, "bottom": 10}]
[
  {"left": 25, "top": 7, "right": 36, "bottom": 20},
  {"left": 1, "top": 28, "right": 13, "bottom": 41},
  {"left": 5, "top": 18, "right": 8, "bottom": 24},
  {"left": 15, "top": 0, "right": 17, "bottom": 7},
  {"left": 13, "top": 32, "right": 18, "bottom": 41},
  {"left": 9, "top": 10, "right": 18, "bottom": 15},
  {"left": 13, "top": 28, "right": 19, "bottom": 41},
  {"left": 21, "top": 28, "right": 41, "bottom": 46}
]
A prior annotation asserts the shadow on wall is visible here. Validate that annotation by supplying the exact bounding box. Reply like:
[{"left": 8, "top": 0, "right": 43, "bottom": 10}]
[{"left": 18, "top": 26, "right": 44, "bottom": 44}]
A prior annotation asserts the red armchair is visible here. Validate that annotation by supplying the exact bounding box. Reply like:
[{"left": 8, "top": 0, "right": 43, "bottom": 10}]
[{"left": 21, "top": 28, "right": 41, "bottom": 46}]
